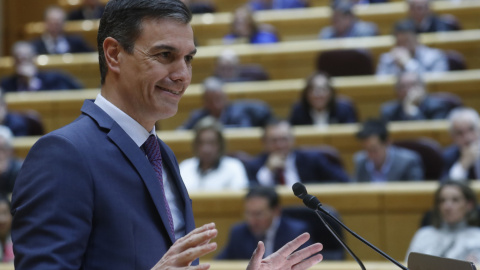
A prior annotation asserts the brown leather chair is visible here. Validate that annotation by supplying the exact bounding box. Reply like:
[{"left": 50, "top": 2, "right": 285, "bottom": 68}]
[{"left": 316, "top": 49, "right": 374, "bottom": 77}]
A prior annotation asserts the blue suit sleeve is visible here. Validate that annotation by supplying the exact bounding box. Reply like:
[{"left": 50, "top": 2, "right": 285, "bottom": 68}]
[{"left": 11, "top": 134, "right": 94, "bottom": 270}]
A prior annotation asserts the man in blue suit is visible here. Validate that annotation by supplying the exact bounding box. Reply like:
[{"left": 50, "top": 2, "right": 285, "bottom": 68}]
[
  {"left": 217, "top": 187, "right": 312, "bottom": 260},
  {"left": 11, "top": 1, "right": 323, "bottom": 270},
  {"left": 244, "top": 120, "right": 350, "bottom": 186}
]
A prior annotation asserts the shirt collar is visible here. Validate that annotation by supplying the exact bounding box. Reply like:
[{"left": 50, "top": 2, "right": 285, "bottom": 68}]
[{"left": 94, "top": 93, "right": 155, "bottom": 147}]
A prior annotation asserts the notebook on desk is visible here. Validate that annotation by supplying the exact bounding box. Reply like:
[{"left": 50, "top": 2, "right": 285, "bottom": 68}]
[{"left": 408, "top": 252, "right": 477, "bottom": 270}]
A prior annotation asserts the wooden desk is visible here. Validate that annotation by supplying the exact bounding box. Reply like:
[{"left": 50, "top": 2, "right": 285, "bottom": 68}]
[
  {"left": 11, "top": 121, "right": 451, "bottom": 175},
  {"left": 34, "top": 2, "right": 480, "bottom": 47},
  {"left": 191, "top": 182, "right": 480, "bottom": 261},
  {"left": 5, "top": 70, "right": 479, "bottom": 133},
  {"left": 3, "top": 30, "right": 480, "bottom": 87}
]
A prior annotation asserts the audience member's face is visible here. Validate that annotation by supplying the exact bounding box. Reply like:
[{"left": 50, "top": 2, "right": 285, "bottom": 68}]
[
  {"left": 451, "top": 118, "right": 480, "bottom": 148},
  {"left": 244, "top": 196, "right": 277, "bottom": 237},
  {"left": 409, "top": 0, "right": 430, "bottom": 23},
  {"left": 195, "top": 129, "right": 221, "bottom": 168},
  {"left": 332, "top": 11, "right": 354, "bottom": 36},
  {"left": 114, "top": 18, "right": 195, "bottom": 125},
  {"left": 13, "top": 44, "right": 38, "bottom": 78},
  {"left": 232, "top": 8, "right": 254, "bottom": 37},
  {"left": 439, "top": 185, "right": 472, "bottom": 226},
  {"left": 362, "top": 135, "right": 388, "bottom": 168},
  {"left": 45, "top": 8, "right": 66, "bottom": 38},
  {"left": 263, "top": 123, "right": 295, "bottom": 157},
  {"left": 215, "top": 56, "right": 239, "bottom": 80},
  {"left": 0, "top": 201, "right": 11, "bottom": 237},
  {"left": 395, "top": 32, "right": 417, "bottom": 53},
  {"left": 395, "top": 73, "right": 425, "bottom": 101},
  {"left": 307, "top": 74, "right": 332, "bottom": 111},
  {"left": 203, "top": 90, "right": 228, "bottom": 117}
]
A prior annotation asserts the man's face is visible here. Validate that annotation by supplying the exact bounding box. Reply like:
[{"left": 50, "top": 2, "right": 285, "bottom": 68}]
[
  {"left": 115, "top": 18, "right": 196, "bottom": 127},
  {"left": 263, "top": 123, "right": 294, "bottom": 157},
  {"left": 395, "top": 32, "right": 417, "bottom": 53},
  {"left": 362, "top": 135, "right": 388, "bottom": 168},
  {"left": 332, "top": 11, "right": 353, "bottom": 35},
  {"left": 195, "top": 129, "right": 221, "bottom": 167},
  {"left": 409, "top": 0, "right": 430, "bottom": 23},
  {"left": 244, "top": 196, "right": 277, "bottom": 237},
  {"left": 451, "top": 119, "right": 480, "bottom": 148},
  {"left": 204, "top": 90, "right": 228, "bottom": 117},
  {"left": 395, "top": 73, "right": 425, "bottom": 101},
  {"left": 45, "top": 8, "right": 66, "bottom": 37}
]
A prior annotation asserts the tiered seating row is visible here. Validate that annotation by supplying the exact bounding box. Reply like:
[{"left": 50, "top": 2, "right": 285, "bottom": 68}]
[
  {"left": 25, "top": 2, "right": 480, "bottom": 47},
  {"left": 5, "top": 70, "right": 479, "bottom": 133},
  {"left": 2, "top": 30, "right": 479, "bottom": 87}
]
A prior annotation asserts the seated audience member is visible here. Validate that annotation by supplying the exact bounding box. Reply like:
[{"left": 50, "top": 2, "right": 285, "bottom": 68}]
[
  {"left": 67, "top": 0, "right": 105, "bottom": 20},
  {"left": 0, "top": 93, "right": 43, "bottom": 137},
  {"left": 354, "top": 118, "right": 424, "bottom": 182},
  {"left": 181, "top": 0, "right": 216, "bottom": 14},
  {"left": 214, "top": 49, "right": 269, "bottom": 82},
  {"left": 442, "top": 108, "right": 480, "bottom": 181},
  {"left": 249, "top": 0, "right": 308, "bottom": 10},
  {"left": 244, "top": 120, "right": 350, "bottom": 186},
  {"left": 31, "top": 6, "right": 94, "bottom": 55},
  {"left": 179, "top": 117, "right": 249, "bottom": 191},
  {"left": 380, "top": 72, "right": 453, "bottom": 121},
  {"left": 289, "top": 71, "right": 357, "bottom": 126},
  {"left": 319, "top": 0, "right": 378, "bottom": 39},
  {"left": 216, "top": 186, "right": 312, "bottom": 259},
  {"left": 223, "top": 5, "right": 279, "bottom": 44},
  {"left": 376, "top": 20, "right": 448, "bottom": 75},
  {"left": 179, "top": 77, "right": 273, "bottom": 129},
  {"left": 398, "top": 0, "right": 459, "bottom": 34},
  {"left": 0, "top": 195, "right": 13, "bottom": 263},
  {"left": 1, "top": 42, "right": 83, "bottom": 92},
  {"left": 406, "top": 181, "right": 480, "bottom": 264},
  {"left": 0, "top": 126, "right": 22, "bottom": 195}
]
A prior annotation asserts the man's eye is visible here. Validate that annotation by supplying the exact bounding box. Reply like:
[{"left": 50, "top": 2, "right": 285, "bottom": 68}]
[{"left": 185, "top": 55, "right": 194, "bottom": 63}]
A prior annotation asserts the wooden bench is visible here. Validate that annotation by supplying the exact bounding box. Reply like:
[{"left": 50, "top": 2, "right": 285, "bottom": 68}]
[
  {"left": 28, "top": 1, "right": 480, "bottom": 47},
  {"left": 5, "top": 70, "right": 479, "bottom": 133},
  {"left": 3, "top": 30, "right": 480, "bottom": 87},
  {"left": 12, "top": 121, "right": 452, "bottom": 175}
]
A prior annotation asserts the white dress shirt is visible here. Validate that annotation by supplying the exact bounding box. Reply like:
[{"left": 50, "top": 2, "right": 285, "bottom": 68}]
[
  {"left": 94, "top": 93, "right": 186, "bottom": 240},
  {"left": 256, "top": 153, "right": 300, "bottom": 187}
]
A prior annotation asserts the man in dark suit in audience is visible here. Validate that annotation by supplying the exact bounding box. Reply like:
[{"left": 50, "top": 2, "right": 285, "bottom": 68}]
[
  {"left": 380, "top": 72, "right": 452, "bottom": 122},
  {"left": 244, "top": 120, "right": 350, "bottom": 186},
  {"left": 353, "top": 118, "right": 424, "bottom": 182},
  {"left": 179, "top": 76, "right": 273, "bottom": 129},
  {"left": 399, "top": 0, "right": 459, "bottom": 33},
  {"left": 376, "top": 20, "right": 448, "bottom": 75},
  {"left": 0, "top": 126, "right": 23, "bottom": 195},
  {"left": 217, "top": 187, "right": 311, "bottom": 260},
  {"left": 32, "top": 5, "right": 94, "bottom": 54},
  {"left": 442, "top": 107, "right": 480, "bottom": 181},
  {"left": 1, "top": 41, "right": 83, "bottom": 92}
]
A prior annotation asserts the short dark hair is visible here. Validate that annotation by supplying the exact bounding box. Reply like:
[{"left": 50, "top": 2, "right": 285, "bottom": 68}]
[
  {"left": 97, "top": 0, "right": 192, "bottom": 84},
  {"left": 393, "top": 20, "right": 417, "bottom": 35},
  {"left": 245, "top": 187, "right": 280, "bottom": 209},
  {"left": 432, "top": 180, "right": 479, "bottom": 228},
  {"left": 356, "top": 118, "right": 389, "bottom": 142}
]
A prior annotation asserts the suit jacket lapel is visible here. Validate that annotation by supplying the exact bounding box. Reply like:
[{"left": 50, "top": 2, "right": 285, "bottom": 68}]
[{"left": 81, "top": 100, "right": 176, "bottom": 244}]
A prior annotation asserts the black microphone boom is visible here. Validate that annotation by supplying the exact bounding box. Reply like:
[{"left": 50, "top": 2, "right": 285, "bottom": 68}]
[{"left": 292, "top": 183, "right": 409, "bottom": 270}]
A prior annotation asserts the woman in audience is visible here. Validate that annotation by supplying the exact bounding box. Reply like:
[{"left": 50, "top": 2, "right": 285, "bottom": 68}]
[
  {"left": 179, "top": 117, "right": 249, "bottom": 191},
  {"left": 223, "top": 5, "right": 279, "bottom": 44},
  {"left": 406, "top": 181, "right": 480, "bottom": 263},
  {"left": 289, "top": 71, "right": 357, "bottom": 126},
  {"left": 0, "top": 195, "right": 13, "bottom": 262}
]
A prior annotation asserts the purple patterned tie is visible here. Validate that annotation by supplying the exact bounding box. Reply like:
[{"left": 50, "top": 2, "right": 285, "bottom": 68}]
[{"left": 144, "top": 134, "right": 175, "bottom": 237}]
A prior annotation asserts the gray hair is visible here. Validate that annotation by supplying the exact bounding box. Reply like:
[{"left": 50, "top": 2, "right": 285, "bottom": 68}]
[{"left": 448, "top": 107, "right": 480, "bottom": 133}]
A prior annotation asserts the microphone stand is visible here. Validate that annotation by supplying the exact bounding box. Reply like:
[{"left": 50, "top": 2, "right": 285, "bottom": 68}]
[
  {"left": 313, "top": 209, "right": 366, "bottom": 270},
  {"left": 315, "top": 205, "right": 409, "bottom": 270}
]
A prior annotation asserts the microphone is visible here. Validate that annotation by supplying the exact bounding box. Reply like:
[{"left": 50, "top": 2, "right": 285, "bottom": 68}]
[{"left": 292, "top": 183, "right": 409, "bottom": 270}]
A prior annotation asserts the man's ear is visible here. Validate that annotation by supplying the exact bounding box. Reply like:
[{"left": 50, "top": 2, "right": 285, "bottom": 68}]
[{"left": 103, "top": 37, "right": 121, "bottom": 75}]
